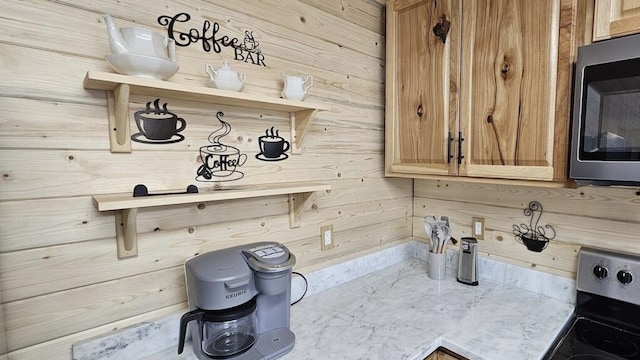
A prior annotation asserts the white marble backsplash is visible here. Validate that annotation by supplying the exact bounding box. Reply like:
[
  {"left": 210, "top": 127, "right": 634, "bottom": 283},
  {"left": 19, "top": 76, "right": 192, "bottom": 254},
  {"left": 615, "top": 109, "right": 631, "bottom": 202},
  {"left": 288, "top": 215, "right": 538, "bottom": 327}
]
[
  {"left": 414, "top": 243, "right": 576, "bottom": 304},
  {"left": 291, "top": 240, "right": 416, "bottom": 300},
  {"left": 73, "top": 240, "right": 575, "bottom": 360}
]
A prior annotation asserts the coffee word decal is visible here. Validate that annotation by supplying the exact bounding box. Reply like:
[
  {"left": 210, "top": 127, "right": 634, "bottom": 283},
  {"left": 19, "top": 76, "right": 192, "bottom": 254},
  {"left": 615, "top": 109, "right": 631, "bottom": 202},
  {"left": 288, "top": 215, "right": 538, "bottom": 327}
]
[
  {"left": 256, "top": 127, "right": 290, "bottom": 161},
  {"left": 132, "top": 99, "right": 186, "bottom": 144},
  {"left": 157, "top": 12, "right": 266, "bottom": 67},
  {"left": 196, "top": 112, "right": 247, "bottom": 182}
]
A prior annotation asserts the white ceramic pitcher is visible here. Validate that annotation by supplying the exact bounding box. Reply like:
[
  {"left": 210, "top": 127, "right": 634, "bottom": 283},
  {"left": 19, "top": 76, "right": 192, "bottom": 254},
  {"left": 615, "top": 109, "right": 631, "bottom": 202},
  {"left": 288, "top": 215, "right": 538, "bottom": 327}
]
[
  {"left": 281, "top": 75, "right": 313, "bottom": 101},
  {"left": 103, "top": 14, "right": 175, "bottom": 61}
]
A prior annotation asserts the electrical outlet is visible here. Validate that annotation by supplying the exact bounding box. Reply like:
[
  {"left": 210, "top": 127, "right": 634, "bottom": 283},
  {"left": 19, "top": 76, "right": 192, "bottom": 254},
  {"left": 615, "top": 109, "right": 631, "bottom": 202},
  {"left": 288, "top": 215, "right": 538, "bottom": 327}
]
[
  {"left": 320, "top": 225, "right": 334, "bottom": 251},
  {"left": 472, "top": 217, "right": 485, "bottom": 240}
]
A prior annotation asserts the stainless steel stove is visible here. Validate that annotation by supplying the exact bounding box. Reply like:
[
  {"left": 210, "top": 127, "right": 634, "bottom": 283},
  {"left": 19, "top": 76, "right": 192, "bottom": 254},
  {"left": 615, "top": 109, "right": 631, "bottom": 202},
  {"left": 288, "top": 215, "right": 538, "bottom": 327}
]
[{"left": 545, "top": 247, "right": 640, "bottom": 360}]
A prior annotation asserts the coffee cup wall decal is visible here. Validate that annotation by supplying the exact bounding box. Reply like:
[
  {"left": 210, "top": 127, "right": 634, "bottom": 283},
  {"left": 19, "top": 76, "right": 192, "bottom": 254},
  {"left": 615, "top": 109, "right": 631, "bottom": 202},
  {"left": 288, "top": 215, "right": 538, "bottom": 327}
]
[
  {"left": 196, "top": 111, "right": 247, "bottom": 182},
  {"left": 132, "top": 99, "right": 186, "bottom": 144},
  {"left": 256, "top": 126, "right": 289, "bottom": 161}
]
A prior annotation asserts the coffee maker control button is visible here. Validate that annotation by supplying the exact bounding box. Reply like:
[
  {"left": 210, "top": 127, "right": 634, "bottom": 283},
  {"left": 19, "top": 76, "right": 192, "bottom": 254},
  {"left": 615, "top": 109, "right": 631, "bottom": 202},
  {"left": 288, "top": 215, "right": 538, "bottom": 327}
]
[
  {"left": 593, "top": 265, "right": 609, "bottom": 279},
  {"left": 617, "top": 270, "right": 633, "bottom": 285}
]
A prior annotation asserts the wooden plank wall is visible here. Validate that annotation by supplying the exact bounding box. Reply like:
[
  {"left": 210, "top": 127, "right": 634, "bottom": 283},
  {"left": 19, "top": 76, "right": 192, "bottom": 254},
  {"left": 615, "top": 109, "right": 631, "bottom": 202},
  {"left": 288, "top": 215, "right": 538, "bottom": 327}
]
[
  {"left": 413, "top": 180, "right": 640, "bottom": 278},
  {"left": 0, "top": 0, "right": 411, "bottom": 358}
]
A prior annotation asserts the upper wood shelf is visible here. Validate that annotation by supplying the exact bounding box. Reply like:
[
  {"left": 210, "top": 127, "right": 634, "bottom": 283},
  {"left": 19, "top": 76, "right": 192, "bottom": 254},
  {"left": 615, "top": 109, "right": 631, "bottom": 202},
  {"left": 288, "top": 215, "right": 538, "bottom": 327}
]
[
  {"left": 83, "top": 71, "right": 331, "bottom": 153},
  {"left": 92, "top": 182, "right": 331, "bottom": 259}
]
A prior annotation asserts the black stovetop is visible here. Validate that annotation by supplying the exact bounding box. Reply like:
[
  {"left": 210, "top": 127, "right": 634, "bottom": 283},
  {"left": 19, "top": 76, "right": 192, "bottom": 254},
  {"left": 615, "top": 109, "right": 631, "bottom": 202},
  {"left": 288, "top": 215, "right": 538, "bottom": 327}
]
[
  {"left": 545, "top": 292, "right": 640, "bottom": 360},
  {"left": 547, "top": 316, "right": 640, "bottom": 359}
]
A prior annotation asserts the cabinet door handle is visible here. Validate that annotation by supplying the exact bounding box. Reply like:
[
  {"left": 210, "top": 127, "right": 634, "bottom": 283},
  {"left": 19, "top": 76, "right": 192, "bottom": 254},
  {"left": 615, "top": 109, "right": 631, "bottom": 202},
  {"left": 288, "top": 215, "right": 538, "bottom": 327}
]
[
  {"left": 458, "top": 132, "right": 465, "bottom": 164},
  {"left": 447, "top": 132, "right": 454, "bottom": 163}
]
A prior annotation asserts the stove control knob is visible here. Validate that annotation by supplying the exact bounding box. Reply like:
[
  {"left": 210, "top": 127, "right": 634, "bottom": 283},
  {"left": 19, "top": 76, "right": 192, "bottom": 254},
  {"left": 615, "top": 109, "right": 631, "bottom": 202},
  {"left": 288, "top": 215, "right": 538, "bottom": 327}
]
[
  {"left": 593, "top": 265, "right": 608, "bottom": 279},
  {"left": 617, "top": 270, "right": 633, "bottom": 285}
]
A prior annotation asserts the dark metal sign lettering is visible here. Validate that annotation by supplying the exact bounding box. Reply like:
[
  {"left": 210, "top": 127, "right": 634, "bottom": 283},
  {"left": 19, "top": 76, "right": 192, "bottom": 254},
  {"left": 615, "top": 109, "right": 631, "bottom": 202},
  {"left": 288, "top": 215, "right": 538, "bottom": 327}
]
[
  {"left": 158, "top": 12, "right": 266, "bottom": 66},
  {"left": 196, "top": 112, "right": 247, "bottom": 182}
]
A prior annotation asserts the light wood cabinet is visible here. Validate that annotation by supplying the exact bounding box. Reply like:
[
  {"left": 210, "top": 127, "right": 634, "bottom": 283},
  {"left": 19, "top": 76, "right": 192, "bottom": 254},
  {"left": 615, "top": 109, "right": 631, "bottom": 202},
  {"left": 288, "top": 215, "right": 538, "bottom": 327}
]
[
  {"left": 385, "top": 0, "right": 459, "bottom": 177},
  {"left": 386, "top": 0, "right": 578, "bottom": 184},
  {"left": 424, "top": 351, "right": 437, "bottom": 360},
  {"left": 424, "top": 347, "right": 468, "bottom": 360},
  {"left": 593, "top": 0, "right": 640, "bottom": 41}
]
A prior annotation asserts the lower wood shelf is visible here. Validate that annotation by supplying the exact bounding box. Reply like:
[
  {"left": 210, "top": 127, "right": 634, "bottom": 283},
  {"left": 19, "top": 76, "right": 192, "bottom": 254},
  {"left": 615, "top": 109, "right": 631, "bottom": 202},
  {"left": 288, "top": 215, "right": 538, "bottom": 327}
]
[{"left": 92, "top": 182, "right": 331, "bottom": 259}]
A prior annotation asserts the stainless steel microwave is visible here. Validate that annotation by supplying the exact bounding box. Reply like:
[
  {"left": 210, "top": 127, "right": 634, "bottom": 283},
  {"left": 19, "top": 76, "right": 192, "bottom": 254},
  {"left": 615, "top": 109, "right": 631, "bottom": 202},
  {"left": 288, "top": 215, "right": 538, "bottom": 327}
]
[{"left": 570, "top": 33, "right": 640, "bottom": 186}]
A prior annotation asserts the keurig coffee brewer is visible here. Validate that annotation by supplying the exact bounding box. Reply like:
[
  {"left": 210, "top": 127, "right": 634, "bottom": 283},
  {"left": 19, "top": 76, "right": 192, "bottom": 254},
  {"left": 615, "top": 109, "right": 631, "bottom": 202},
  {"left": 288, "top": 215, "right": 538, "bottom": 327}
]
[{"left": 178, "top": 242, "right": 296, "bottom": 359}]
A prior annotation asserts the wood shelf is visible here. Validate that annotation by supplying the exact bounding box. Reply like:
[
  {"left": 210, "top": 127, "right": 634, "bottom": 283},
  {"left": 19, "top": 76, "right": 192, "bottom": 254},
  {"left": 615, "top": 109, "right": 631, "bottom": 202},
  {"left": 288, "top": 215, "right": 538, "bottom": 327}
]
[
  {"left": 92, "top": 182, "right": 331, "bottom": 259},
  {"left": 83, "top": 71, "right": 331, "bottom": 153}
]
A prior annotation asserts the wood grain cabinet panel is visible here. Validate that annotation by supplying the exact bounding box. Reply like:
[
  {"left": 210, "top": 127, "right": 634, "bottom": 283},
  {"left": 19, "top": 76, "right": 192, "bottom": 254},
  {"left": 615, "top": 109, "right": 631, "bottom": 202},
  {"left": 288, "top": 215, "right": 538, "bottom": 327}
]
[
  {"left": 424, "top": 348, "right": 468, "bottom": 360},
  {"left": 424, "top": 351, "right": 438, "bottom": 360},
  {"left": 386, "top": 0, "right": 578, "bottom": 184},
  {"left": 594, "top": 0, "right": 640, "bottom": 40},
  {"left": 385, "top": 0, "right": 460, "bottom": 177},
  {"left": 459, "top": 0, "right": 559, "bottom": 181}
]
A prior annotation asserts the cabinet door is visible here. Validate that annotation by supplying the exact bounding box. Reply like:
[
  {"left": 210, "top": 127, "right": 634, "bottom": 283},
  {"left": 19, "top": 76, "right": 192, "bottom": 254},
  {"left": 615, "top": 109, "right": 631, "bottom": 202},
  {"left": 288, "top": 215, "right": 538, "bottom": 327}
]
[
  {"left": 424, "top": 351, "right": 438, "bottom": 360},
  {"left": 594, "top": 0, "right": 640, "bottom": 41},
  {"left": 385, "top": 0, "right": 460, "bottom": 177},
  {"left": 423, "top": 349, "right": 467, "bottom": 360},
  {"left": 437, "top": 350, "right": 465, "bottom": 360},
  {"left": 459, "top": 0, "right": 560, "bottom": 181}
]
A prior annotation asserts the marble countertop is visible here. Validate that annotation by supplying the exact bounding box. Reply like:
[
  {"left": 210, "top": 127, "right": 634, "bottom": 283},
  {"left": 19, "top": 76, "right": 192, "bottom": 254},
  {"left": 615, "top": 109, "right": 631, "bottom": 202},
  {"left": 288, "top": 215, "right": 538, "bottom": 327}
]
[
  {"left": 145, "top": 259, "right": 574, "bottom": 360},
  {"left": 75, "top": 242, "right": 576, "bottom": 360},
  {"left": 283, "top": 258, "right": 573, "bottom": 360}
]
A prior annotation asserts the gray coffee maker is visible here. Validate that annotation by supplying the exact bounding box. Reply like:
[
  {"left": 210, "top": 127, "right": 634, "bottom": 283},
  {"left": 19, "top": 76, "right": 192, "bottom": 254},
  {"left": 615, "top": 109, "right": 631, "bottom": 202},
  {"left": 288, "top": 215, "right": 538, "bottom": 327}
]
[{"left": 178, "top": 242, "right": 296, "bottom": 359}]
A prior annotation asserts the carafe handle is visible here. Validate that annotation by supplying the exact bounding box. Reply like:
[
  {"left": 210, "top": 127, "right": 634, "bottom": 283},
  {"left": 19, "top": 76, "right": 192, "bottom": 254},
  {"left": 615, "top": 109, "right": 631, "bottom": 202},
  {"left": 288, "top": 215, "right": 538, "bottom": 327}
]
[{"left": 178, "top": 309, "right": 205, "bottom": 354}]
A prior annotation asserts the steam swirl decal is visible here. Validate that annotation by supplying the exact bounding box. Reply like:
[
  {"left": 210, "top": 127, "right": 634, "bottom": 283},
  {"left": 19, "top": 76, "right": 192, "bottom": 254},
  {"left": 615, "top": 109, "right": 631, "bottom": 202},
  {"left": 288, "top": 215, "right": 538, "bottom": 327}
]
[{"left": 196, "top": 112, "right": 247, "bottom": 182}]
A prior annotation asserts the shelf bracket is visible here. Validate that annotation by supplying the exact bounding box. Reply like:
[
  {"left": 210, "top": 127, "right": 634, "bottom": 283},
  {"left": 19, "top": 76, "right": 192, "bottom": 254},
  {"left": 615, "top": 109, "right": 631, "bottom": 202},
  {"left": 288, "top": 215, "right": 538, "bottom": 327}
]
[
  {"left": 107, "top": 83, "right": 132, "bottom": 153},
  {"left": 290, "top": 109, "right": 318, "bottom": 154},
  {"left": 288, "top": 192, "right": 313, "bottom": 228},
  {"left": 115, "top": 208, "right": 138, "bottom": 258}
]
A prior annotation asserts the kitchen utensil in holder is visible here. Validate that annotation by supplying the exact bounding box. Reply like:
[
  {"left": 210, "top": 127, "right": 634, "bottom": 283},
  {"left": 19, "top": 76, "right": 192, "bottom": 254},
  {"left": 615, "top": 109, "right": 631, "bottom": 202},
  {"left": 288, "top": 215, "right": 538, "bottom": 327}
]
[
  {"left": 424, "top": 215, "right": 451, "bottom": 254},
  {"left": 512, "top": 201, "right": 556, "bottom": 252}
]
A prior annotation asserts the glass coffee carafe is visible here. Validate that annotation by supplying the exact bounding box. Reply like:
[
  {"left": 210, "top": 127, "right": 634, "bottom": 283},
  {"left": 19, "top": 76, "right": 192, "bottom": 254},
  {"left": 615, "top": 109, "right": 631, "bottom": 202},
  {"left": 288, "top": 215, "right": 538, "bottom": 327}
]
[{"left": 179, "top": 297, "right": 257, "bottom": 359}]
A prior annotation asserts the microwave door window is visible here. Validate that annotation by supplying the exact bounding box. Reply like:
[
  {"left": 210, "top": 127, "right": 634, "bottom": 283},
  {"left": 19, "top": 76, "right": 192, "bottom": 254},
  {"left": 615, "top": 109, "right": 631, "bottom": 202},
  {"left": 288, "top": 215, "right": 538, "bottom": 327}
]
[{"left": 580, "top": 58, "right": 640, "bottom": 161}]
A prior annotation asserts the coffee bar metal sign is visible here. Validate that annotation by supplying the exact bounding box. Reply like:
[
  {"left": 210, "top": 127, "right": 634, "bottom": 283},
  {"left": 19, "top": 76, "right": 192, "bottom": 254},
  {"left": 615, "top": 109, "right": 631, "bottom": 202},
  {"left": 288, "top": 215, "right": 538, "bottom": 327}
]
[{"left": 157, "top": 12, "right": 266, "bottom": 67}]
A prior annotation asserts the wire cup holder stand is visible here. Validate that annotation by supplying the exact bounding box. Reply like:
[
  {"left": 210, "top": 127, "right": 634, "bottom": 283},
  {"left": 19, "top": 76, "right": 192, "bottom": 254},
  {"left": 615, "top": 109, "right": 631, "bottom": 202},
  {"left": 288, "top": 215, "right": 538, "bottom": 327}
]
[{"left": 512, "top": 201, "right": 556, "bottom": 252}]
